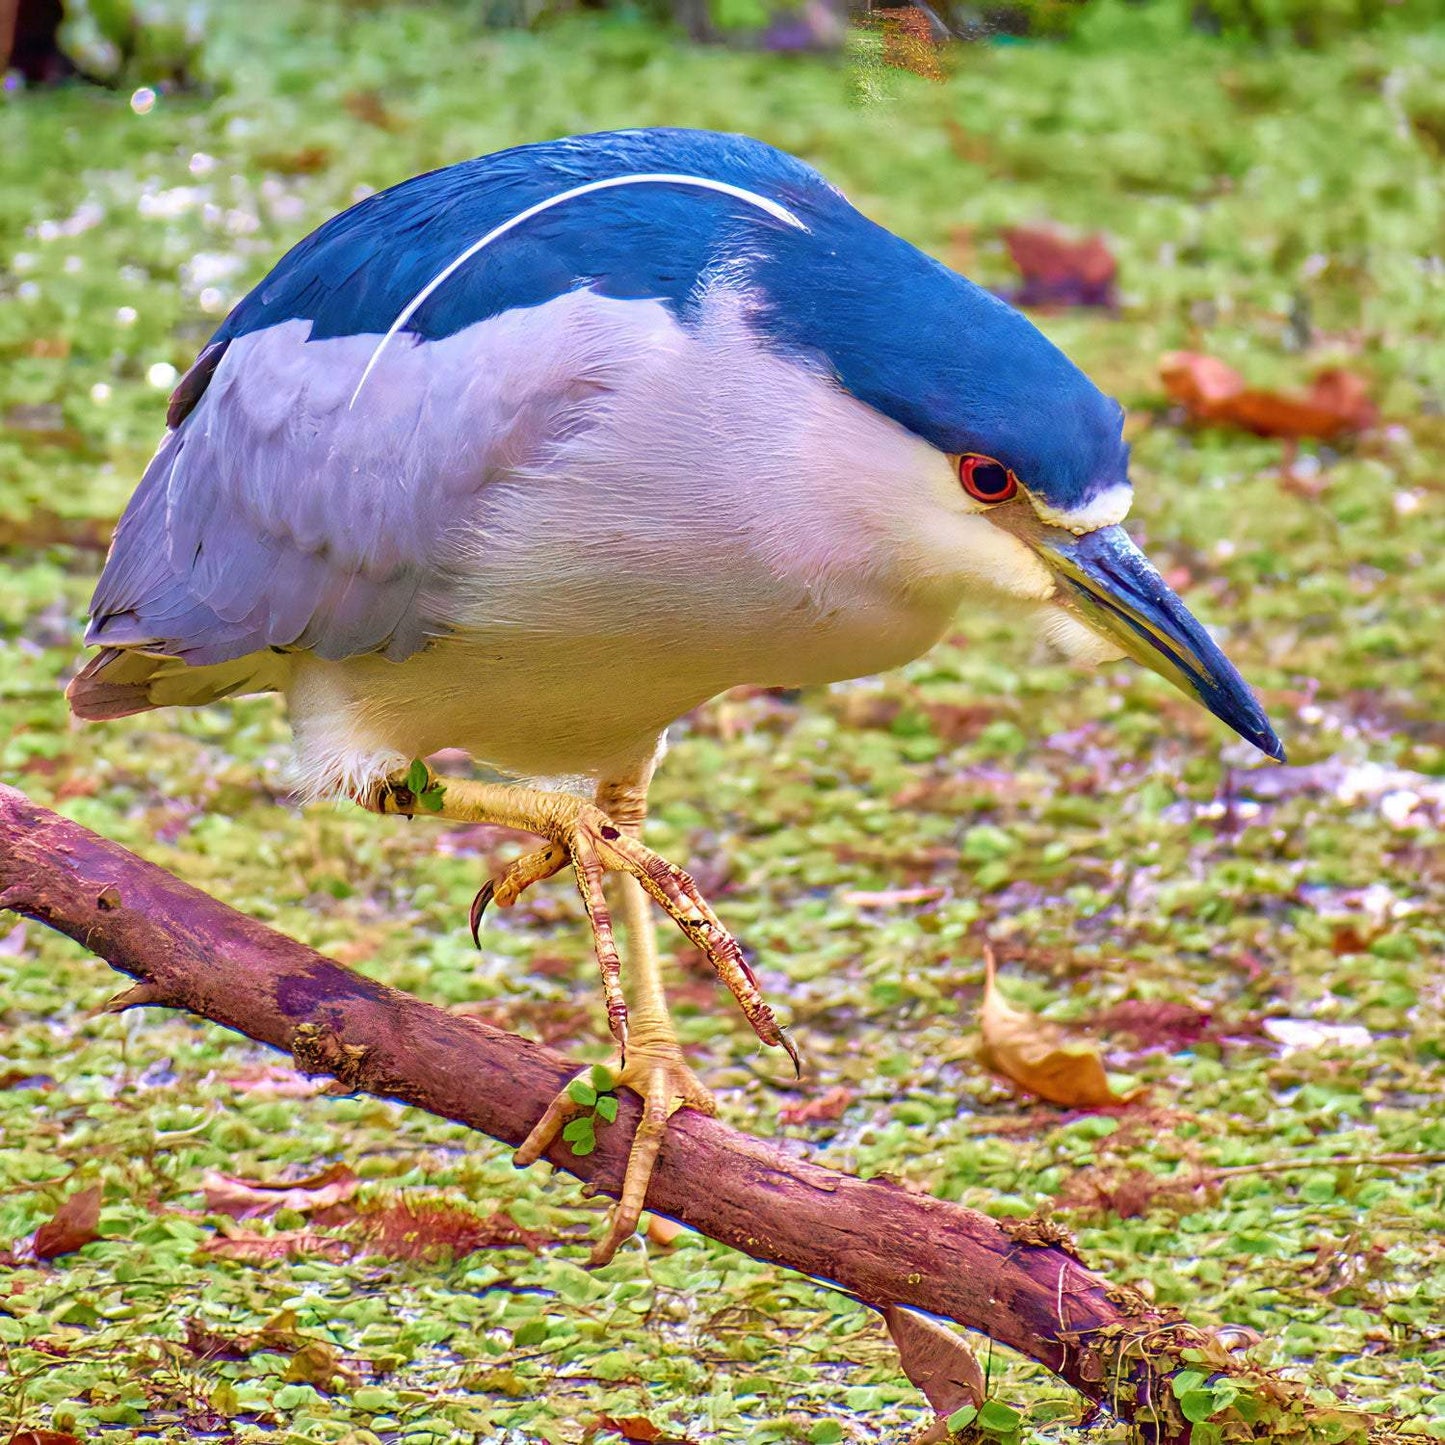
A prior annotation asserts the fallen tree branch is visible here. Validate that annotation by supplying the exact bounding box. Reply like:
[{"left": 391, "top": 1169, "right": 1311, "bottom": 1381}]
[{"left": 0, "top": 785, "right": 1382, "bottom": 1443}]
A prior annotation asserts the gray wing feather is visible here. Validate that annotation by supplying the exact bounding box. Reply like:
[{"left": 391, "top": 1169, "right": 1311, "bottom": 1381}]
[{"left": 88, "top": 292, "right": 661, "bottom": 667}]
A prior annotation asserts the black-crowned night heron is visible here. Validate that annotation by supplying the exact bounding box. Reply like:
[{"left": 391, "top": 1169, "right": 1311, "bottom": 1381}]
[{"left": 69, "top": 128, "right": 1283, "bottom": 1262}]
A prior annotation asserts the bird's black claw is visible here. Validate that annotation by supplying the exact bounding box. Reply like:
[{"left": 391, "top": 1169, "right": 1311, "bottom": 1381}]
[
  {"left": 469, "top": 880, "right": 495, "bottom": 949},
  {"left": 779, "top": 1028, "right": 801, "bottom": 1080}
]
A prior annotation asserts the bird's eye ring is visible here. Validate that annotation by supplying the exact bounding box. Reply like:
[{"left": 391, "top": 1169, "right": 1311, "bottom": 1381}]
[{"left": 959, "top": 455, "right": 1019, "bottom": 504}]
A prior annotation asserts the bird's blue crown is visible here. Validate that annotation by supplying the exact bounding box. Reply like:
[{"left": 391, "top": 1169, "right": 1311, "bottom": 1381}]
[{"left": 205, "top": 127, "right": 1128, "bottom": 516}]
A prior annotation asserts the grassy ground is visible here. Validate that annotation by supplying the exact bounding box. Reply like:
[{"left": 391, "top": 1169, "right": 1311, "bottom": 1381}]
[{"left": 3, "top": 4, "right": 1445, "bottom": 1441}]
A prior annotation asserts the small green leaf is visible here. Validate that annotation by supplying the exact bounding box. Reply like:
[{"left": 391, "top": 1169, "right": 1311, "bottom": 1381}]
[
  {"left": 570, "top": 1131, "right": 596, "bottom": 1157},
  {"left": 353, "top": 1385, "right": 395, "bottom": 1412},
  {"left": 595, "top": 1094, "right": 619, "bottom": 1124},
  {"left": 562, "top": 1117, "right": 593, "bottom": 1143},
  {"left": 1171, "top": 1370, "right": 1208, "bottom": 1399},
  {"left": 591, "top": 1063, "right": 616, "bottom": 1092},
  {"left": 1210, "top": 1381, "right": 1239, "bottom": 1412},
  {"left": 406, "top": 759, "right": 428, "bottom": 794},
  {"left": 808, "top": 1424, "right": 843, "bottom": 1445},
  {"left": 419, "top": 787, "right": 445, "bottom": 812},
  {"left": 512, "top": 1318, "right": 548, "bottom": 1348},
  {"left": 1180, "top": 1389, "right": 1219, "bottom": 1424},
  {"left": 947, "top": 1404, "right": 978, "bottom": 1431},
  {"left": 567, "top": 1080, "right": 598, "bottom": 1108},
  {"left": 978, "top": 1400, "right": 1021, "bottom": 1433}
]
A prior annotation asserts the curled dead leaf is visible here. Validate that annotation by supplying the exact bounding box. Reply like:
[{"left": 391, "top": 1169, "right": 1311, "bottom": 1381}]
[
  {"left": 778, "top": 1085, "right": 856, "bottom": 1126},
  {"left": 978, "top": 949, "right": 1132, "bottom": 1108},
  {"left": 202, "top": 1163, "right": 358, "bottom": 1220},
  {"left": 33, "top": 1187, "right": 103, "bottom": 1260},
  {"left": 885, "top": 1305, "right": 986, "bottom": 1416},
  {"left": 1160, "top": 351, "right": 1376, "bottom": 441}
]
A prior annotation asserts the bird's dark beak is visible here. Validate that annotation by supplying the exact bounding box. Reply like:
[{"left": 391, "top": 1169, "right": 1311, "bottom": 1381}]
[{"left": 1032, "top": 524, "right": 1285, "bottom": 762}]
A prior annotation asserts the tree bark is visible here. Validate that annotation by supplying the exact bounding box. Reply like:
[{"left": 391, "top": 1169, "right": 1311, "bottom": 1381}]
[{"left": 0, "top": 784, "right": 1372, "bottom": 1443}]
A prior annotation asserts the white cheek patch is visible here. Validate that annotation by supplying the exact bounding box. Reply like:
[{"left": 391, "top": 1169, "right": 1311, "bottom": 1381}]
[
  {"left": 953, "top": 516, "right": 1056, "bottom": 601},
  {"left": 1029, "top": 482, "right": 1133, "bottom": 536},
  {"left": 1037, "top": 605, "right": 1126, "bottom": 666}
]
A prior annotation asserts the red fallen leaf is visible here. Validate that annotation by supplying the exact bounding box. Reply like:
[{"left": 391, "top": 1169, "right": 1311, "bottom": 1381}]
[
  {"left": 873, "top": 7, "right": 945, "bottom": 81},
  {"left": 779, "top": 1085, "right": 855, "bottom": 1126},
  {"left": 202, "top": 1163, "right": 358, "bottom": 1220},
  {"left": 1160, "top": 352, "right": 1377, "bottom": 441},
  {"left": 33, "top": 1187, "right": 103, "bottom": 1260},
  {"left": 201, "top": 1228, "right": 351, "bottom": 1263},
  {"left": 9, "top": 1432, "right": 84, "bottom": 1445},
  {"left": 350, "top": 1198, "right": 546, "bottom": 1261},
  {"left": 1159, "top": 351, "right": 1243, "bottom": 419},
  {"left": 1003, "top": 225, "right": 1117, "bottom": 309},
  {"left": 1306, "top": 367, "right": 1376, "bottom": 430},
  {"left": 595, "top": 1416, "right": 694, "bottom": 1445}
]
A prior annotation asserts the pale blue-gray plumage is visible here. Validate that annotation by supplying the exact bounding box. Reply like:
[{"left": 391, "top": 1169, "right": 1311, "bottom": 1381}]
[{"left": 71, "top": 127, "right": 1280, "bottom": 795}]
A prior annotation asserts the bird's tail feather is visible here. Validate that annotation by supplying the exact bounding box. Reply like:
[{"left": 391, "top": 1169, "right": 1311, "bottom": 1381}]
[{"left": 67, "top": 647, "right": 284, "bottom": 720}]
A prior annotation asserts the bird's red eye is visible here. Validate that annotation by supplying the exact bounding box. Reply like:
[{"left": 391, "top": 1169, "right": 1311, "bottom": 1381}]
[{"left": 959, "top": 455, "right": 1019, "bottom": 504}]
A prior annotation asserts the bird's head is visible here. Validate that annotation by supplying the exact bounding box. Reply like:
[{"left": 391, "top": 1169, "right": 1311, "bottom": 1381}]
[
  {"left": 935, "top": 461, "right": 1285, "bottom": 763},
  {"left": 747, "top": 174, "right": 1284, "bottom": 763}
]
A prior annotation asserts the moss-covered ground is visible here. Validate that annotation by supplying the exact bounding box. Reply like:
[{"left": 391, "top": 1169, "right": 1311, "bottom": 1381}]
[{"left": 2, "top": 4, "right": 1444, "bottom": 1441}]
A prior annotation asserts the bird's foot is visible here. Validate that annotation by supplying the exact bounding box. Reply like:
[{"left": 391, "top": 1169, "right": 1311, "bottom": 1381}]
[
  {"left": 515, "top": 1032, "right": 716, "bottom": 1266},
  {"left": 462, "top": 790, "right": 796, "bottom": 1074}
]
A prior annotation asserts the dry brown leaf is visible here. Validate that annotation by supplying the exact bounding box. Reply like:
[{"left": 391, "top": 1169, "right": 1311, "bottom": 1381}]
[
  {"left": 778, "top": 1085, "right": 856, "bottom": 1126},
  {"left": 1160, "top": 352, "right": 1376, "bottom": 441},
  {"left": 597, "top": 1417, "right": 666, "bottom": 1444},
  {"left": 979, "top": 949, "right": 1130, "bottom": 1108},
  {"left": 202, "top": 1163, "right": 359, "bottom": 1220},
  {"left": 593, "top": 1416, "right": 696, "bottom": 1445},
  {"left": 885, "top": 1305, "right": 986, "bottom": 1418},
  {"left": 645, "top": 1214, "right": 685, "bottom": 1248},
  {"left": 1003, "top": 225, "right": 1117, "bottom": 309},
  {"left": 33, "top": 1187, "right": 103, "bottom": 1260},
  {"left": 350, "top": 1197, "right": 546, "bottom": 1261}
]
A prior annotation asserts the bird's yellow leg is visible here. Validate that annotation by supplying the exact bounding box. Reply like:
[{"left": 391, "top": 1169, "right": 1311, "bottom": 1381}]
[
  {"left": 366, "top": 766, "right": 795, "bottom": 1065},
  {"left": 516, "top": 867, "right": 717, "bottom": 1265}
]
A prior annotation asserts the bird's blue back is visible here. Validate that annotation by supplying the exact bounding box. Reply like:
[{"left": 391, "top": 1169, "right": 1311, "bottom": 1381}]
[{"left": 202, "top": 127, "right": 1127, "bottom": 516}]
